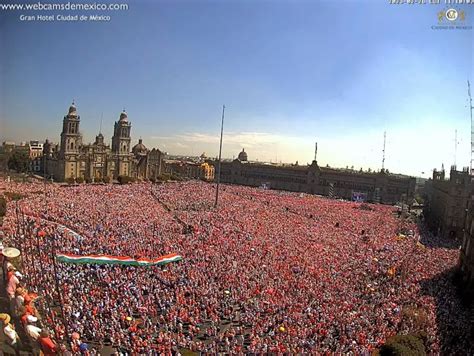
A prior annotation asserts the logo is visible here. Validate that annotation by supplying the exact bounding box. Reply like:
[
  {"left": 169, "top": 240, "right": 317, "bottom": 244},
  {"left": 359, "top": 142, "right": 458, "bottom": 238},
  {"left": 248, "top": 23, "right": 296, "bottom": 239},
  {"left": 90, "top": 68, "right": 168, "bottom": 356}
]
[
  {"left": 437, "top": 7, "right": 465, "bottom": 23},
  {"left": 445, "top": 8, "right": 458, "bottom": 21},
  {"left": 433, "top": 7, "right": 470, "bottom": 30}
]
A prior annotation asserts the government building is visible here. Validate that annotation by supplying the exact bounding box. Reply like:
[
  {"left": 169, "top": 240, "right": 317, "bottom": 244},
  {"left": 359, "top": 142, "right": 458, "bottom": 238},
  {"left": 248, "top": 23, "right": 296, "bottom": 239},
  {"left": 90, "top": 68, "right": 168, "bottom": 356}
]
[
  {"left": 424, "top": 165, "right": 472, "bottom": 239},
  {"left": 217, "top": 149, "right": 416, "bottom": 205},
  {"left": 44, "top": 102, "right": 164, "bottom": 182},
  {"left": 461, "top": 203, "right": 474, "bottom": 296},
  {"left": 422, "top": 164, "right": 474, "bottom": 295}
]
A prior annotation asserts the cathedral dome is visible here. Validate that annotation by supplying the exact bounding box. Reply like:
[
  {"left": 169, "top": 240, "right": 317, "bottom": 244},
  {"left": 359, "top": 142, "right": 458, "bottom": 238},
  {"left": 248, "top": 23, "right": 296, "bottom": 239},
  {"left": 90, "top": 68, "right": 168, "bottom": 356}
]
[
  {"left": 238, "top": 148, "right": 248, "bottom": 162},
  {"left": 68, "top": 101, "right": 77, "bottom": 115},
  {"left": 95, "top": 132, "right": 104, "bottom": 145},
  {"left": 132, "top": 138, "right": 148, "bottom": 156},
  {"left": 119, "top": 110, "right": 128, "bottom": 122}
]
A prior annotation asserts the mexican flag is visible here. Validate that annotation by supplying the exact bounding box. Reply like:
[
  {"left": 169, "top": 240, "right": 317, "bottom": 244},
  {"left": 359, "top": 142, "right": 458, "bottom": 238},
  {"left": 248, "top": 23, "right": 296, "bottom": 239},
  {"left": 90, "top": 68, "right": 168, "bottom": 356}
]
[{"left": 56, "top": 252, "right": 183, "bottom": 266}]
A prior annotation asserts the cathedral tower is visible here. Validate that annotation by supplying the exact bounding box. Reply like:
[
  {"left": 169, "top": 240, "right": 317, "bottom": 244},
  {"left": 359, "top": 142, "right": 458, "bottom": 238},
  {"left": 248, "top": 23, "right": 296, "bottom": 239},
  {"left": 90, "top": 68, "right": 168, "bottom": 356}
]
[
  {"left": 59, "top": 101, "right": 83, "bottom": 180},
  {"left": 111, "top": 110, "right": 132, "bottom": 177},
  {"left": 60, "top": 101, "right": 82, "bottom": 156},
  {"left": 112, "top": 110, "right": 131, "bottom": 154}
]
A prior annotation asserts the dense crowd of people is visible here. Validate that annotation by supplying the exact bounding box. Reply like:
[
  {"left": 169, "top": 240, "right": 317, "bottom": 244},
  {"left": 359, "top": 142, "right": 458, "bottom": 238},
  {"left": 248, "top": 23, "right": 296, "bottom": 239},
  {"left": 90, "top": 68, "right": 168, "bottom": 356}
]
[
  {"left": 0, "top": 179, "right": 471, "bottom": 354},
  {"left": 0, "top": 230, "right": 60, "bottom": 355}
]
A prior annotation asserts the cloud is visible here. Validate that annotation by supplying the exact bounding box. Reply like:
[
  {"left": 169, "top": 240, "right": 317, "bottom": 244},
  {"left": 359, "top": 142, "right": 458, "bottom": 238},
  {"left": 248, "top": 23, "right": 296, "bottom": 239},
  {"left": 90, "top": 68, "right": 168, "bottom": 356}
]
[
  {"left": 151, "top": 131, "right": 292, "bottom": 147},
  {"left": 149, "top": 121, "right": 467, "bottom": 178},
  {"left": 150, "top": 131, "right": 305, "bottom": 161}
]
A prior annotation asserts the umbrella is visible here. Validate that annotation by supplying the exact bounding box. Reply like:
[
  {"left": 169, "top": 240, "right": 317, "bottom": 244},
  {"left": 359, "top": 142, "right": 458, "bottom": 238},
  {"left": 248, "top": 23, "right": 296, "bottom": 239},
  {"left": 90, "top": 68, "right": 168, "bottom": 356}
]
[{"left": 2, "top": 247, "right": 20, "bottom": 258}]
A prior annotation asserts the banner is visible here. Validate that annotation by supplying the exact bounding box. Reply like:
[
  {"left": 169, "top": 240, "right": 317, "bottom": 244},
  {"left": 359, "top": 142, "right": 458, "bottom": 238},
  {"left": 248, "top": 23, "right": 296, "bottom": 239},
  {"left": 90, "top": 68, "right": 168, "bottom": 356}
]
[
  {"left": 56, "top": 252, "right": 183, "bottom": 266},
  {"left": 352, "top": 191, "right": 367, "bottom": 202}
]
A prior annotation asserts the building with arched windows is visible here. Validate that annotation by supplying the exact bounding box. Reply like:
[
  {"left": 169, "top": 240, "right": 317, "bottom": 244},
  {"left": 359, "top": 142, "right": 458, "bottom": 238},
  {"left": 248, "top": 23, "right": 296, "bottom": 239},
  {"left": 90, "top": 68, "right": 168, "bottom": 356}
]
[
  {"left": 215, "top": 149, "right": 416, "bottom": 205},
  {"left": 44, "top": 103, "right": 164, "bottom": 182}
]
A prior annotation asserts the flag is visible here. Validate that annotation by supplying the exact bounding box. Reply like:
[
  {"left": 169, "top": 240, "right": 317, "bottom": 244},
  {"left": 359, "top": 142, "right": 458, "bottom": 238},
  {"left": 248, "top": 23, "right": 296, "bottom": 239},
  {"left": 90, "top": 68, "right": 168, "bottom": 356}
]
[{"left": 56, "top": 252, "right": 183, "bottom": 266}]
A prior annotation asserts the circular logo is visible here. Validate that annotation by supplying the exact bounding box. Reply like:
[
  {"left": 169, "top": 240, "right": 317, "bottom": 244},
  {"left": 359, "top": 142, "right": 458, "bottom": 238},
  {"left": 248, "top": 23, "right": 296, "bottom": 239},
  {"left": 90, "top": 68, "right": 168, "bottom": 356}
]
[{"left": 446, "top": 8, "right": 458, "bottom": 21}]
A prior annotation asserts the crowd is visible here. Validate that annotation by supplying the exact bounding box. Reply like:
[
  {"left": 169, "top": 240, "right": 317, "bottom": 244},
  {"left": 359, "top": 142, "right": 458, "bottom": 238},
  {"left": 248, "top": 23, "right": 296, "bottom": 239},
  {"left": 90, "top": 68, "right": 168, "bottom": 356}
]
[
  {"left": 0, "top": 179, "right": 471, "bottom": 354},
  {"left": 0, "top": 230, "right": 60, "bottom": 355}
]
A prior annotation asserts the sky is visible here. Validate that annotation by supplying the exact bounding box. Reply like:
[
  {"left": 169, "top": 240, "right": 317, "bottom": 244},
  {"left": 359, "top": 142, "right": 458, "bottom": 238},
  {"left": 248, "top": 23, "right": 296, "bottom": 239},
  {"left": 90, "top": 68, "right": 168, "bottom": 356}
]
[{"left": 0, "top": 0, "right": 473, "bottom": 178}]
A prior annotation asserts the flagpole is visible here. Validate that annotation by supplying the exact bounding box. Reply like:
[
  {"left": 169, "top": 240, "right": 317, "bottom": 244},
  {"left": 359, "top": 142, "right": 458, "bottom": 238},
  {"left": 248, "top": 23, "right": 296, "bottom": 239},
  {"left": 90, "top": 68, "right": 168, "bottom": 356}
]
[{"left": 214, "top": 105, "right": 225, "bottom": 208}]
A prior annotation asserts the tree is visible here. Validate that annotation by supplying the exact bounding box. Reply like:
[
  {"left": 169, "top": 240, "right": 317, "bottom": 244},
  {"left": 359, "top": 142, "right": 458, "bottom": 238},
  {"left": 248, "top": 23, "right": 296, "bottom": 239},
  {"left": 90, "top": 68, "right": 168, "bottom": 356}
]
[
  {"left": 7, "top": 150, "right": 30, "bottom": 173},
  {"left": 118, "top": 175, "right": 136, "bottom": 184},
  {"left": 0, "top": 196, "right": 6, "bottom": 218},
  {"left": 379, "top": 334, "right": 426, "bottom": 356}
]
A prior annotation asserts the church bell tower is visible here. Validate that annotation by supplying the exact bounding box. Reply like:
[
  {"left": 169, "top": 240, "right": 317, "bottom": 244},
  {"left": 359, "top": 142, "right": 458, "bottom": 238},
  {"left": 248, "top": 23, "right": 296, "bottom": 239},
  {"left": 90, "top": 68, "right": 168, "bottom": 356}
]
[
  {"left": 59, "top": 101, "right": 83, "bottom": 180},
  {"left": 60, "top": 101, "right": 82, "bottom": 157},
  {"left": 111, "top": 110, "right": 132, "bottom": 177}
]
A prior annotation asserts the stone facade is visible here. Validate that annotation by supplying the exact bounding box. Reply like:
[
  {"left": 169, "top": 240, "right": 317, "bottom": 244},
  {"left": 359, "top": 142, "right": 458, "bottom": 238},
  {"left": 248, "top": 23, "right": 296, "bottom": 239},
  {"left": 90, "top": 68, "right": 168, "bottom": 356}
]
[
  {"left": 461, "top": 203, "right": 474, "bottom": 293},
  {"left": 44, "top": 103, "right": 164, "bottom": 182},
  {"left": 216, "top": 153, "right": 415, "bottom": 205},
  {"left": 424, "top": 166, "right": 472, "bottom": 239},
  {"left": 164, "top": 160, "right": 215, "bottom": 181}
]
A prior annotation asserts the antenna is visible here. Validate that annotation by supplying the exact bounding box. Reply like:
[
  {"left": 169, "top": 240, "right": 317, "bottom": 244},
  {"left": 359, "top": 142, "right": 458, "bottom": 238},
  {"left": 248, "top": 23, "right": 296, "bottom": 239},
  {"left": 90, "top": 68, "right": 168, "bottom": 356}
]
[
  {"left": 454, "top": 129, "right": 458, "bottom": 167},
  {"left": 382, "top": 131, "right": 386, "bottom": 170},
  {"left": 468, "top": 80, "right": 474, "bottom": 173},
  {"left": 314, "top": 142, "right": 318, "bottom": 162}
]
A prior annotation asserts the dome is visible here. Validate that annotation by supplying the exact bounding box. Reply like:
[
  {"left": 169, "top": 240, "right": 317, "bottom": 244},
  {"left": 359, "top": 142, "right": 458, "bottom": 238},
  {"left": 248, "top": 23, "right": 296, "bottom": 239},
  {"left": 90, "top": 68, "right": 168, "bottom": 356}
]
[
  {"left": 95, "top": 132, "right": 104, "bottom": 145},
  {"left": 119, "top": 110, "right": 128, "bottom": 122},
  {"left": 43, "top": 139, "right": 51, "bottom": 152},
  {"left": 68, "top": 101, "right": 77, "bottom": 115},
  {"left": 132, "top": 138, "right": 148, "bottom": 156},
  {"left": 238, "top": 148, "right": 248, "bottom": 161}
]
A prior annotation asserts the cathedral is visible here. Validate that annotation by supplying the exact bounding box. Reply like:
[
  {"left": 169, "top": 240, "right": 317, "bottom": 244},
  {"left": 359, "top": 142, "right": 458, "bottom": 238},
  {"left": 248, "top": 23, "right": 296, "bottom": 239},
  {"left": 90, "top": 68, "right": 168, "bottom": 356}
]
[{"left": 44, "top": 102, "right": 164, "bottom": 182}]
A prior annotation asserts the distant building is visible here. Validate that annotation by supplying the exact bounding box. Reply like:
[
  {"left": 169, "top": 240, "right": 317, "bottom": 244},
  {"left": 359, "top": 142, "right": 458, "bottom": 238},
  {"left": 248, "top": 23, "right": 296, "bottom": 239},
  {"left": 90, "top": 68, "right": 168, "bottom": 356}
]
[
  {"left": 2, "top": 141, "right": 16, "bottom": 153},
  {"left": 147, "top": 148, "right": 165, "bottom": 180},
  {"left": 461, "top": 203, "right": 474, "bottom": 294},
  {"left": 237, "top": 148, "right": 248, "bottom": 162},
  {"left": 215, "top": 150, "right": 415, "bottom": 205},
  {"left": 424, "top": 165, "right": 471, "bottom": 239},
  {"left": 164, "top": 160, "right": 215, "bottom": 181},
  {"left": 28, "top": 140, "right": 43, "bottom": 159},
  {"left": 1, "top": 141, "right": 43, "bottom": 173},
  {"left": 29, "top": 140, "right": 44, "bottom": 173},
  {"left": 44, "top": 102, "right": 165, "bottom": 182}
]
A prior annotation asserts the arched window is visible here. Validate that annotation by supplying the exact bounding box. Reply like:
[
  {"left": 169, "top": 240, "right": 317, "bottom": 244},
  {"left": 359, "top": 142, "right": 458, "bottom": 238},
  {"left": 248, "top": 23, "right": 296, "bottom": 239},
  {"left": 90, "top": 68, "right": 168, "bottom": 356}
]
[{"left": 70, "top": 142, "right": 74, "bottom": 150}]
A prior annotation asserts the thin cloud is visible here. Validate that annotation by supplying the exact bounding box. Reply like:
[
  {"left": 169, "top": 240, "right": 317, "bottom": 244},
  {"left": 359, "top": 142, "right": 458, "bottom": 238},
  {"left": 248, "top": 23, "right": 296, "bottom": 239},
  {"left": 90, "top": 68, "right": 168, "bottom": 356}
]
[{"left": 151, "top": 132, "right": 298, "bottom": 148}]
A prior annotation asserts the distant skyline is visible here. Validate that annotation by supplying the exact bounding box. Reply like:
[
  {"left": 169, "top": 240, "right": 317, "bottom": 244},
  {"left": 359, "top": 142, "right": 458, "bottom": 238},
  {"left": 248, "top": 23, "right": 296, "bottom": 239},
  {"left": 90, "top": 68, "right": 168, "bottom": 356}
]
[{"left": 0, "top": 0, "right": 473, "bottom": 177}]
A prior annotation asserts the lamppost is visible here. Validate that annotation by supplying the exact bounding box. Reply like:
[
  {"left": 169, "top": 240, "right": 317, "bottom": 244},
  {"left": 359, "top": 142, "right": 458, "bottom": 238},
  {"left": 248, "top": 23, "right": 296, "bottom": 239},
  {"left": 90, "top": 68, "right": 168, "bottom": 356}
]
[{"left": 214, "top": 105, "right": 225, "bottom": 208}]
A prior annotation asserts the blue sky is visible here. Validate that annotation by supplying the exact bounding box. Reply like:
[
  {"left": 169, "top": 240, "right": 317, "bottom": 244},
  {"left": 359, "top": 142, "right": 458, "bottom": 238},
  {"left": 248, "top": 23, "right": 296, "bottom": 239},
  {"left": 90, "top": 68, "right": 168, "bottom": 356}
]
[{"left": 0, "top": 0, "right": 473, "bottom": 177}]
